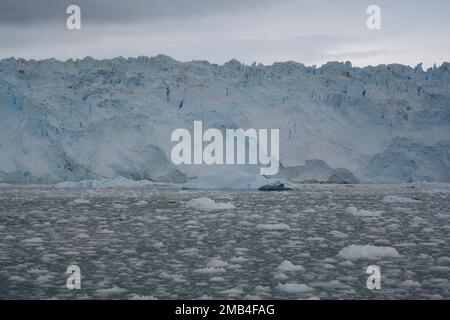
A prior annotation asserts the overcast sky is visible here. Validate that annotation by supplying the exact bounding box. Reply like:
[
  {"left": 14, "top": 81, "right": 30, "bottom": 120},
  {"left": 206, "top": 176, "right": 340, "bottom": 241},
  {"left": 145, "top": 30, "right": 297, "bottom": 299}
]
[{"left": 0, "top": 0, "right": 448, "bottom": 67}]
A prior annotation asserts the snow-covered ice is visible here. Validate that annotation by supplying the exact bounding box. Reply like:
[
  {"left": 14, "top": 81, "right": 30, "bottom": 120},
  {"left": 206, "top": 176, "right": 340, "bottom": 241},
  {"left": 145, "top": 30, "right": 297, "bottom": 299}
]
[
  {"left": 382, "top": 196, "right": 421, "bottom": 203},
  {"left": 337, "top": 245, "right": 401, "bottom": 260},
  {"left": 256, "top": 224, "right": 290, "bottom": 231},
  {"left": 275, "top": 283, "right": 314, "bottom": 294},
  {"left": 276, "top": 260, "right": 305, "bottom": 272},
  {"left": 344, "top": 206, "right": 384, "bottom": 217},
  {"left": 186, "top": 197, "right": 236, "bottom": 211}
]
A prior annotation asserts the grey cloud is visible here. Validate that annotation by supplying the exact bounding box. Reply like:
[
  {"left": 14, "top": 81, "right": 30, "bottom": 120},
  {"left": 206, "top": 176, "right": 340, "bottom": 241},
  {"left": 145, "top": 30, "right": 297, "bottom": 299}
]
[
  {"left": 325, "top": 50, "right": 403, "bottom": 60},
  {"left": 0, "top": 0, "right": 291, "bottom": 25}
]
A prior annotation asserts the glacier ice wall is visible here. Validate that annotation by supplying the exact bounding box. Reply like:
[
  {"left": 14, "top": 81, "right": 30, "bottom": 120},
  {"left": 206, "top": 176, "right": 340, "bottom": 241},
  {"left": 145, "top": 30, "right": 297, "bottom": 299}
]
[{"left": 0, "top": 55, "right": 449, "bottom": 183}]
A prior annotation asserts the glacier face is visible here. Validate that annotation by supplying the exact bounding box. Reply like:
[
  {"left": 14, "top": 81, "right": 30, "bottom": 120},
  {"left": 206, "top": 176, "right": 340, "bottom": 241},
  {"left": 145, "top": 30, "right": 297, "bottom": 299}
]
[{"left": 0, "top": 55, "right": 449, "bottom": 183}]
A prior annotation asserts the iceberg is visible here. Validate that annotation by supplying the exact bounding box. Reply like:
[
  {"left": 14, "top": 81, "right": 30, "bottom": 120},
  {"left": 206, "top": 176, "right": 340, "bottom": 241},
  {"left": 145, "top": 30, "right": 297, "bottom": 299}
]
[{"left": 183, "top": 168, "right": 296, "bottom": 190}]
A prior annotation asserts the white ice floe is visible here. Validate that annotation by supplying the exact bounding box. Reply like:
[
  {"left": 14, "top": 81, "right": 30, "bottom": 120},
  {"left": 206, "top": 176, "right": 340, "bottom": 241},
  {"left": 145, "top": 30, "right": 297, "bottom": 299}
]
[
  {"left": 113, "top": 203, "right": 129, "bottom": 209},
  {"left": 339, "top": 261, "right": 355, "bottom": 267},
  {"left": 344, "top": 206, "right": 383, "bottom": 217},
  {"left": 209, "top": 276, "right": 225, "bottom": 282},
  {"left": 135, "top": 200, "right": 149, "bottom": 206},
  {"left": 22, "top": 237, "right": 43, "bottom": 244},
  {"left": 183, "top": 168, "right": 295, "bottom": 190},
  {"left": 220, "top": 287, "right": 244, "bottom": 296},
  {"left": 311, "top": 280, "right": 351, "bottom": 289},
  {"left": 277, "top": 260, "right": 305, "bottom": 272},
  {"left": 36, "top": 275, "right": 53, "bottom": 283},
  {"left": 255, "top": 223, "right": 290, "bottom": 231},
  {"left": 129, "top": 294, "right": 158, "bottom": 300},
  {"left": 274, "top": 273, "right": 289, "bottom": 281},
  {"left": 230, "top": 256, "right": 249, "bottom": 263},
  {"left": 9, "top": 275, "right": 26, "bottom": 282},
  {"left": 75, "top": 233, "right": 90, "bottom": 239},
  {"left": 254, "top": 285, "right": 271, "bottom": 293},
  {"left": 68, "top": 198, "right": 90, "bottom": 205},
  {"left": 186, "top": 197, "right": 236, "bottom": 211},
  {"left": 329, "top": 230, "right": 348, "bottom": 238},
  {"left": 56, "top": 177, "right": 174, "bottom": 188},
  {"left": 399, "top": 280, "right": 422, "bottom": 288},
  {"left": 382, "top": 195, "right": 421, "bottom": 203},
  {"left": 275, "top": 283, "right": 314, "bottom": 294},
  {"left": 195, "top": 267, "right": 227, "bottom": 274},
  {"left": 206, "top": 259, "right": 229, "bottom": 268},
  {"left": 95, "top": 286, "right": 128, "bottom": 296},
  {"left": 410, "top": 216, "right": 427, "bottom": 226},
  {"left": 337, "top": 245, "right": 401, "bottom": 260},
  {"left": 306, "top": 236, "right": 325, "bottom": 242}
]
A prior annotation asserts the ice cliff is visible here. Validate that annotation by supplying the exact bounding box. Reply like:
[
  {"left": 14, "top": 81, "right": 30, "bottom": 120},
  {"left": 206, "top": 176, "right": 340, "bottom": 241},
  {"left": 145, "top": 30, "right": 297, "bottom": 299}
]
[{"left": 0, "top": 55, "right": 449, "bottom": 184}]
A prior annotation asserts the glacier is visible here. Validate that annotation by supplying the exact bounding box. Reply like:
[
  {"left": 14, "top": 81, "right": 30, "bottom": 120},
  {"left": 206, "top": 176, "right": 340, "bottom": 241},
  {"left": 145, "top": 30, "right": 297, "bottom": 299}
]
[{"left": 0, "top": 55, "right": 449, "bottom": 184}]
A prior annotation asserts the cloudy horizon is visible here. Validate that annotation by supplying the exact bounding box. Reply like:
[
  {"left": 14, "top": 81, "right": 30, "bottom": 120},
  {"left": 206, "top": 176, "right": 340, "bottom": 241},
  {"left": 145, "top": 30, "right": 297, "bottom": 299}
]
[{"left": 0, "top": 0, "right": 449, "bottom": 68}]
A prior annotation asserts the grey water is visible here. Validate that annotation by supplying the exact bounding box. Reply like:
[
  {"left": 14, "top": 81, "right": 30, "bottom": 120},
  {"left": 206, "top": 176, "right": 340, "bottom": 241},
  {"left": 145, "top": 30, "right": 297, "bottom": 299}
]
[{"left": 0, "top": 184, "right": 449, "bottom": 299}]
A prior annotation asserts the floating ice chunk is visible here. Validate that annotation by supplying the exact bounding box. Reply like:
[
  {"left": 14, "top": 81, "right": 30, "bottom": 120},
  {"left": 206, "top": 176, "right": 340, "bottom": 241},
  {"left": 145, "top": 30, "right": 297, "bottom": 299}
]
[
  {"left": 306, "top": 236, "right": 325, "bottom": 241},
  {"left": 220, "top": 287, "right": 244, "bottom": 296},
  {"left": 339, "top": 260, "right": 354, "bottom": 267},
  {"left": 113, "top": 203, "right": 129, "bottom": 209},
  {"left": 411, "top": 216, "right": 427, "bottom": 225},
  {"left": 9, "top": 275, "right": 26, "bottom": 282},
  {"left": 186, "top": 197, "right": 236, "bottom": 211},
  {"left": 95, "top": 286, "right": 128, "bottom": 296},
  {"left": 206, "top": 259, "right": 229, "bottom": 268},
  {"left": 430, "top": 266, "right": 450, "bottom": 272},
  {"left": 382, "top": 196, "right": 421, "bottom": 203},
  {"left": 311, "top": 280, "right": 351, "bottom": 289},
  {"left": 354, "top": 209, "right": 383, "bottom": 217},
  {"left": 344, "top": 207, "right": 358, "bottom": 215},
  {"left": 230, "top": 256, "right": 249, "bottom": 263},
  {"left": 56, "top": 177, "right": 173, "bottom": 189},
  {"left": 135, "top": 200, "right": 149, "bottom": 206},
  {"left": 28, "top": 268, "right": 47, "bottom": 275},
  {"left": 36, "top": 275, "right": 53, "bottom": 283},
  {"left": 277, "top": 260, "right": 305, "bottom": 272},
  {"left": 129, "top": 294, "right": 158, "bottom": 300},
  {"left": 337, "top": 245, "right": 400, "bottom": 260},
  {"left": 69, "top": 199, "right": 90, "bottom": 205},
  {"left": 437, "top": 257, "right": 450, "bottom": 264},
  {"left": 344, "top": 207, "right": 383, "bottom": 217},
  {"left": 183, "top": 168, "right": 295, "bottom": 190},
  {"left": 195, "top": 267, "right": 227, "bottom": 274},
  {"left": 22, "top": 237, "right": 43, "bottom": 244},
  {"left": 254, "top": 285, "right": 271, "bottom": 293},
  {"left": 75, "top": 233, "right": 90, "bottom": 238},
  {"left": 256, "top": 223, "right": 290, "bottom": 231},
  {"left": 273, "top": 273, "right": 289, "bottom": 281},
  {"left": 275, "top": 283, "right": 314, "bottom": 294},
  {"left": 177, "top": 247, "right": 199, "bottom": 255},
  {"left": 329, "top": 230, "right": 348, "bottom": 238},
  {"left": 209, "top": 277, "right": 225, "bottom": 282},
  {"left": 399, "top": 280, "right": 421, "bottom": 288}
]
